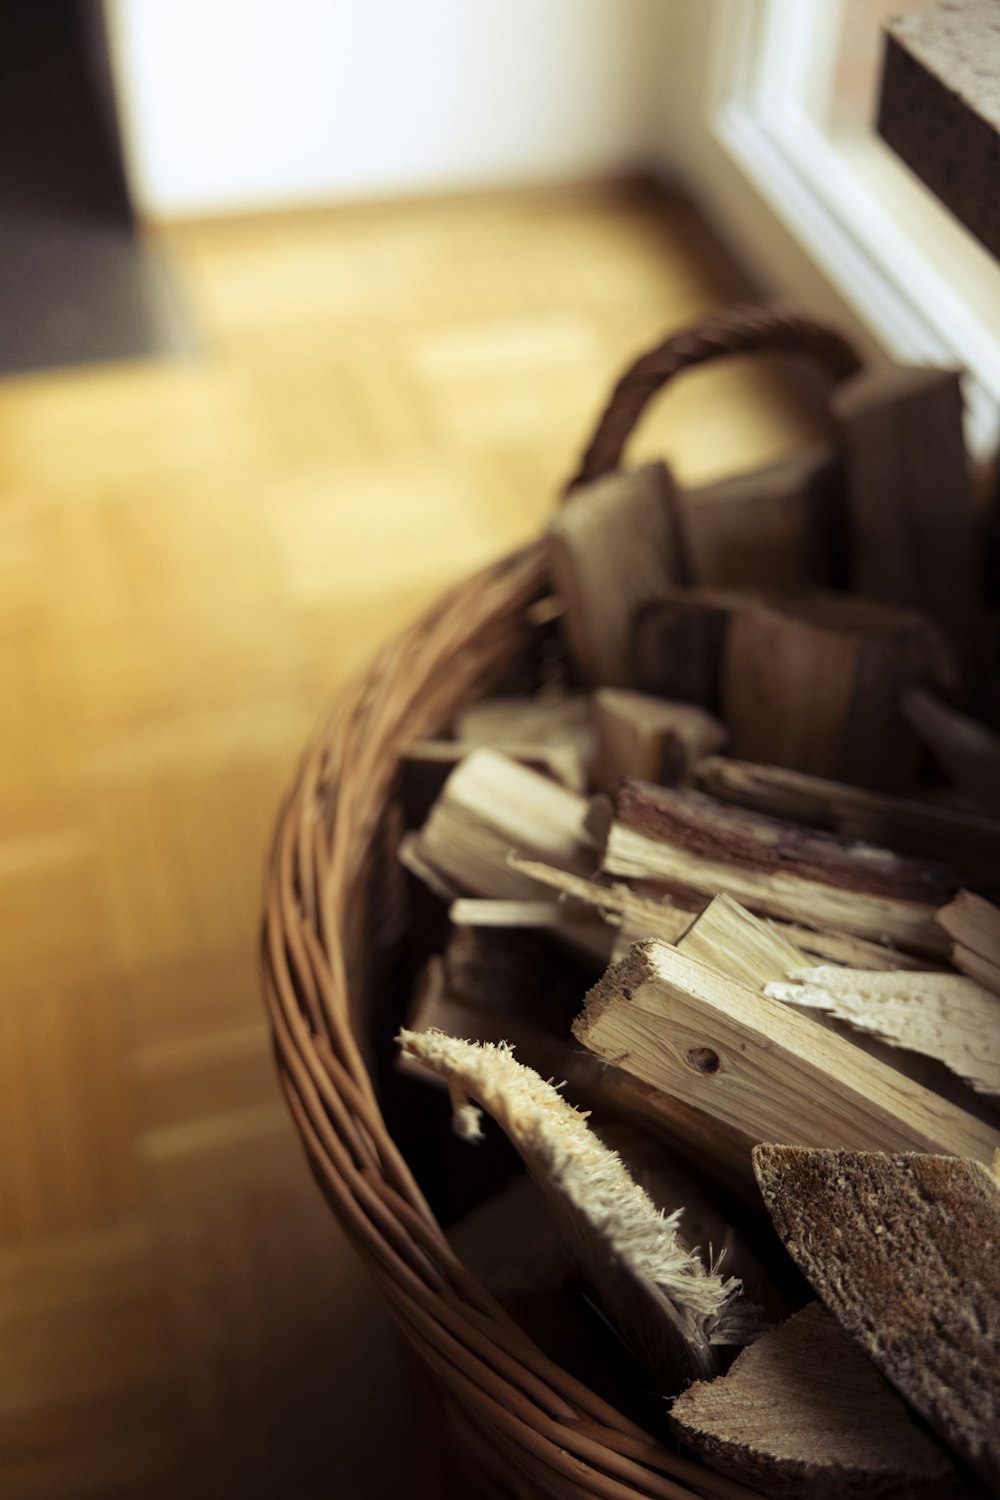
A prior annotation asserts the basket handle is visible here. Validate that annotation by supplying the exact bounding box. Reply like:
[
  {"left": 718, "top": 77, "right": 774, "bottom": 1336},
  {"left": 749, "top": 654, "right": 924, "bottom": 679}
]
[{"left": 564, "top": 302, "right": 864, "bottom": 494}]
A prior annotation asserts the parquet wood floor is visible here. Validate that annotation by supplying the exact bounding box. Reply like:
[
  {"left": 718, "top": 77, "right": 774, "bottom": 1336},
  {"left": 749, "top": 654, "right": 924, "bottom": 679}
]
[{"left": 0, "top": 181, "right": 815, "bottom": 1499}]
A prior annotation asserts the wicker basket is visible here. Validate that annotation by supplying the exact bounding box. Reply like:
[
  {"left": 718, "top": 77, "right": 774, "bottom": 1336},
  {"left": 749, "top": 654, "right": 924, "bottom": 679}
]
[{"left": 261, "top": 306, "right": 864, "bottom": 1500}]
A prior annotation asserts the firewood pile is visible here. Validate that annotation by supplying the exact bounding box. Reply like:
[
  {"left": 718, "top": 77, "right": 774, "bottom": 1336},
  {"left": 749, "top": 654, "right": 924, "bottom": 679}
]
[{"left": 394, "top": 357, "right": 1000, "bottom": 1498}]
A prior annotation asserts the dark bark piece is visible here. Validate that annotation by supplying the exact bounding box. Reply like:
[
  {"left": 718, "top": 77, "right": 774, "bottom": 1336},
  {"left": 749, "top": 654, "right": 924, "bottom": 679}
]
[
  {"left": 611, "top": 780, "right": 949, "bottom": 905},
  {"left": 398, "top": 739, "right": 584, "bottom": 828},
  {"left": 671, "top": 1301, "right": 965, "bottom": 1500},
  {"left": 752, "top": 1146, "right": 1000, "bottom": 1493},
  {"left": 696, "top": 755, "right": 1000, "bottom": 889},
  {"left": 878, "top": 10, "right": 1000, "bottom": 263}
]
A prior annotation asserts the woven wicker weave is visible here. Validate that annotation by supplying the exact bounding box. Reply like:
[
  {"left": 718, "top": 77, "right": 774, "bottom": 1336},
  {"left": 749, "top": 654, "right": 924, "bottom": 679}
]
[{"left": 261, "top": 306, "right": 863, "bottom": 1500}]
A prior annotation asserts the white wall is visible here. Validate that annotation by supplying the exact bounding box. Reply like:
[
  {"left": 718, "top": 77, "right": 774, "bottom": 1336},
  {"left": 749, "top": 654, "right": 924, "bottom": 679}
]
[{"left": 105, "top": 0, "right": 673, "bottom": 219}]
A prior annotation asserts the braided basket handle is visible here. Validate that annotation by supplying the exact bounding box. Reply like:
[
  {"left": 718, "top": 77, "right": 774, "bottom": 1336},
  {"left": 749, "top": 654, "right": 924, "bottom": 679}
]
[{"left": 565, "top": 303, "right": 864, "bottom": 494}]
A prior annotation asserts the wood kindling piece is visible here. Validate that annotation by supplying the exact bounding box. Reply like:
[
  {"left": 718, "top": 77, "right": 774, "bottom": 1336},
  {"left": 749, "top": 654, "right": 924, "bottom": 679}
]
[
  {"left": 767, "top": 921, "right": 932, "bottom": 972},
  {"left": 398, "top": 738, "right": 586, "bottom": 829},
  {"left": 676, "top": 893, "right": 808, "bottom": 991},
  {"left": 676, "top": 444, "right": 843, "bottom": 592},
  {"left": 753, "top": 1146, "right": 1000, "bottom": 1493},
  {"left": 453, "top": 692, "right": 596, "bottom": 792},
  {"left": 505, "top": 855, "right": 691, "bottom": 945},
  {"left": 681, "top": 900, "right": 980, "bottom": 1101},
  {"left": 937, "top": 888, "right": 1000, "bottom": 996},
  {"left": 721, "top": 593, "right": 956, "bottom": 791},
  {"left": 830, "top": 364, "right": 977, "bottom": 655},
  {"left": 670, "top": 1301, "right": 962, "bottom": 1500},
  {"left": 397, "top": 1029, "right": 757, "bottom": 1395},
  {"left": 547, "top": 461, "right": 682, "bottom": 686},
  {"left": 593, "top": 687, "right": 727, "bottom": 791},
  {"left": 573, "top": 942, "right": 1000, "bottom": 1176},
  {"left": 766, "top": 965, "right": 1000, "bottom": 1099},
  {"left": 596, "top": 779, "right": 950, "bottom": 956},
  {"left": 410, "top": 748, "right": 596, "bottom": 896},
  {"left": 696, "top": 754, "right": 1000, "bottom": 885}
]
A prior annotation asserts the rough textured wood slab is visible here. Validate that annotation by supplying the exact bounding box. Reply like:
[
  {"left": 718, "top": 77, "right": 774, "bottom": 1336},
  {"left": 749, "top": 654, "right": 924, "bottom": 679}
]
[
  {"left": 676, "top": 445, "right": 842, "bottom": 592},
  {"left": 696, "top": 755, "right": 1000, "bottom": 886},
  {"left": 878, "top": 2, "right": 1000, "bottom": 262},
  {"left": 830, "top": 366, "right": 976, "bottom": 655},
  {"left": 671, "top": 1301, "right": 964, "bottom": 1500},
  {"left": 593, "top": 688, "right": 726, "bottom": 790},
  {"left": 574, "top": 943, "right": 1000, "bottom": 1174},
  {"left": 752, "top": 1146, "right": 1000, "bottom": 1493},
  {"left": 767, "top": 965, "right": 1000, "bottom": 1098},
  {"left": 548, "top": 462, "right": 682, "bottom": 686}
]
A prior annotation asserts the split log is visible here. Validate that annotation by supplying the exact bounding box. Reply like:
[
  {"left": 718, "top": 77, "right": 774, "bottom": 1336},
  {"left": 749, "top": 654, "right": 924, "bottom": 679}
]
[
  {"left": 696, "top": 754, "right": 1000, "bottom": 887},
  {"left": 830, "top": 365, "right": 977, "bottom": 655},
  {"left": 547, "top": 462, "right": 682, "bottom": 685},
  {"left": 767, "top": 965, "right": 1000, "bottom": 1099},
  {"left": 593, "top": 688, "right": 726, "bottom": 791},
  {"left": 398, "top": 1029, "right": 754, "bottom": 1394},
  {"left": 597, "top": 781, "right": 949, "bottom": 956},
  {"left": 677, "top": 445, "right": 843, "bottom": 591},
  {"left": 671, "top": 1302, "right": 963, "bottom": 1500},
  {"left": 753, "top": 1146, "right": 1000, "bottom": 1493},
  {"left": 677, "top": 894, "right": 807, "bottom": 991},
  {"left": 937, "top": 889, "right": 1000, "bottom": 996},
  {"left": 722, "top": 593, "right": 955, "bottom": 791},
  {"left": 574, "top": 942, "right": 1000, "bottom": 1181}
]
